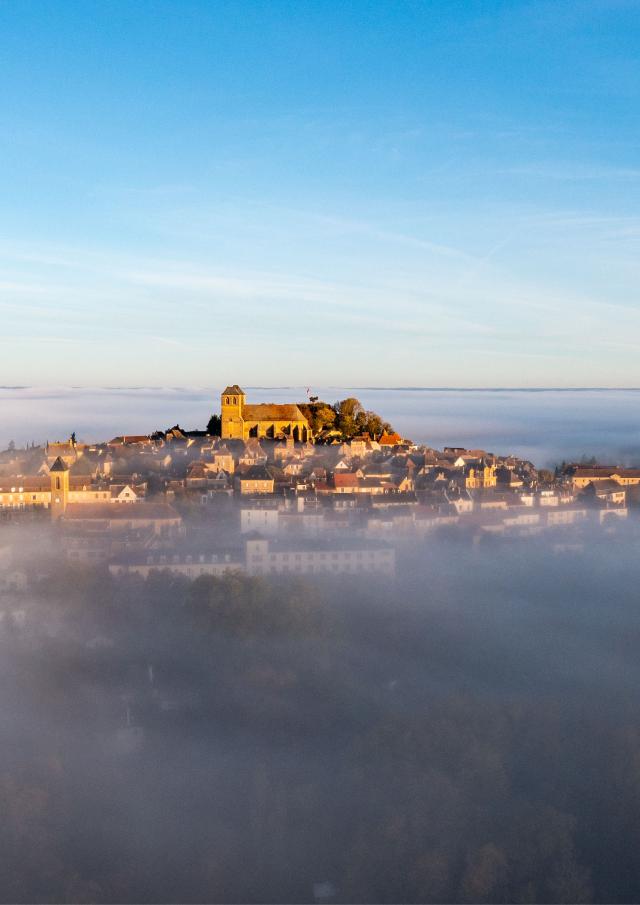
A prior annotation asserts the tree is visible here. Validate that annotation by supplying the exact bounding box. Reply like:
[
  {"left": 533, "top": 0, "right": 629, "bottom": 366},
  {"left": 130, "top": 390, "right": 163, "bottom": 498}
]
[
  {"left": 334, "top": 397, "right": 363, "bottom": 438},
  {"left": 315, "top": 405, "right": 337, "bottom": 432},
  {"left": 299, "top": 397, "right": 394, "bottom": 441},
  {"left": 207, "top": 414, "right": 222, "bottom": 436},
  {"left": 335, "top": 397, "right": 363, "bottom": 420},
  {"left": 356, "top": 410, "right": 390, "bottom": 440},
  {"left": 297, "top": 402, "right": 337, "bottom": 436}
]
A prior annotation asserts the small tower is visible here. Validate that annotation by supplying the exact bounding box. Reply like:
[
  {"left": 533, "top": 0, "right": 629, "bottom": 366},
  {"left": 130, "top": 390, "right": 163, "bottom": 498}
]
[
  {"left": 220, "top": 384, "right": 246, "bottom": 439},
  {"left": 49, "top": 456, "right": 70, "bottom": 520}
]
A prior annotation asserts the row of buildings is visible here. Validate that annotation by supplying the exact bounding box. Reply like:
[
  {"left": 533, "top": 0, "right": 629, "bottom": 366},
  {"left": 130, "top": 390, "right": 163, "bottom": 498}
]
[{"left": 109, "top": 535, "right": 396, "bottom": 579}]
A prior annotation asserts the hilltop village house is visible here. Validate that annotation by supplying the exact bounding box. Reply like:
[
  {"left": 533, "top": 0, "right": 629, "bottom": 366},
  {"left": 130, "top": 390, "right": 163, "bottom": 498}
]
[
  {"left": 221, "top": 385, "right": 311, "bottom": 442},
  {"left": 567, "top": 465, "right": 640, "bottom": 489}
]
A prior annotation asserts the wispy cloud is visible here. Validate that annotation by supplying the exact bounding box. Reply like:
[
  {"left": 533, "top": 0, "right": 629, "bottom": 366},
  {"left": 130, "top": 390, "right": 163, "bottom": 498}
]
[{"left": 1, "top": 182, "right": 639, "bottom": 385}]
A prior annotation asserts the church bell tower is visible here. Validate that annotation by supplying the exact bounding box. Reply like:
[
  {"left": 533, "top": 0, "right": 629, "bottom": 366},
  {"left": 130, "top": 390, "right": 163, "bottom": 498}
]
[
  {"left": 220, "top": 385, "right": 246, "bottom": 439},
  {"left": 49, "top": 456, "right": 70, "bottom": 520}
]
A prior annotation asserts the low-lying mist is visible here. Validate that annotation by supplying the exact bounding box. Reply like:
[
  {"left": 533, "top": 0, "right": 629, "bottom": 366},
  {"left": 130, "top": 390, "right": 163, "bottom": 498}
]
[
  {"left": 2, "top": 530, "right": 640, "bottom": 903},
  {"left": 3, "top": 386, "right": 640, "bottom": 464}
]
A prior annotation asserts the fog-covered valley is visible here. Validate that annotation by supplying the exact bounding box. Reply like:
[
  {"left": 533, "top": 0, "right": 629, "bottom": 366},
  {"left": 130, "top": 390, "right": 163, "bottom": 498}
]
[{"left": 2, "top": 529, "right": 640, "bottom": 903}]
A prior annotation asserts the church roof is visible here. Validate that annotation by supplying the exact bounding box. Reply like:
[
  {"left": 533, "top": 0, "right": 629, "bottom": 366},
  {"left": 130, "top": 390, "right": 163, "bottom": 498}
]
[
  {"left": 49, "top": 456, "right": 69, "bottom": 472},
  {"left": 242, "top": 404, "right": 307, "bottom": 423},
  {"left": 222, "top": 385, "right": 244, "bottom": 395}
]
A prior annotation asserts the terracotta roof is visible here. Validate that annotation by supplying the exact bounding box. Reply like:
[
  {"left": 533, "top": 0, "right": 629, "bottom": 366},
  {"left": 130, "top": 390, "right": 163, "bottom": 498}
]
[
  {"left": 379, "top": 432, "right": 403, "bottom": 445},
  {"left": 0, "top": 476, "right": 50, "bottom": 491},
  {"left": 108, "top": 435, "right": 151, "bottom": 445},
  {"left": 333, "top": 473, "right": 360, "bottom": 488},
  {"left": 589, "top": 480, "right": 626, "bottom": 493},
  {"left": 222, "top": 385, "right": 244, "bottom": 395},
  {"left": 241, "top": 404, "right": 307, "bottom": 422},
  {"left": 68, "top": 477, "right": 107, "bottom": 489}
]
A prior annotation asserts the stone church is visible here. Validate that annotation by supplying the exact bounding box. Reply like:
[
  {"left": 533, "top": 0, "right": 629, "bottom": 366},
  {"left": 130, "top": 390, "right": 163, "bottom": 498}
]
[{"left": 220, "top": 385, "right": 312, "bottom": 442}]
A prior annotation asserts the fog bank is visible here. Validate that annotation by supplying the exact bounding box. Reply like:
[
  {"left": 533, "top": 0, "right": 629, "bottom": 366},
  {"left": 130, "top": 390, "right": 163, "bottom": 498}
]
[
  {"left": 1, "top": 528, "right": 640, "bottom": 902},
  {"left": 3, "top": 386, "right": 640, "bottom": 466}
]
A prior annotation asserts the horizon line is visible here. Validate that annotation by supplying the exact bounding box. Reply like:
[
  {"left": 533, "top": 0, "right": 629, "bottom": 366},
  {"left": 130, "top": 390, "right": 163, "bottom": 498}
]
[{"left": 3, "top": 385, "right": 640, "bottom": 393}]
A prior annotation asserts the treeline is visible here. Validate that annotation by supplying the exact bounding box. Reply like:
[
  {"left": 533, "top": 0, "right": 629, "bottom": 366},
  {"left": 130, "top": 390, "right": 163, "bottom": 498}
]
[{"left": 297, "top": 397, "right": 393, "bottom": 441}]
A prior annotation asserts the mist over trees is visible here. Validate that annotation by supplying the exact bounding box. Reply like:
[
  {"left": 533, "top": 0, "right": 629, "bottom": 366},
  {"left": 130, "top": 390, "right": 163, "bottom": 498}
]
[{"left": 2, "top": 532, "right": 640, "bottom": 902}]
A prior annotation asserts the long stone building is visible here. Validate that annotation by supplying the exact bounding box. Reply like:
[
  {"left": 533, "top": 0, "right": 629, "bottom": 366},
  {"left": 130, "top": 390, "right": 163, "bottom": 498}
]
[
  {"left": 109, "top": 536, "right": 395, "bottom": 579},
  {"left": 220, "top": 385, "right": 311, "bottom": 442}
]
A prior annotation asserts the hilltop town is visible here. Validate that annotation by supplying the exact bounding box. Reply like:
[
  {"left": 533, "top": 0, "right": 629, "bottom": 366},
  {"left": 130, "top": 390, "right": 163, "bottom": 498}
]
[{"left": 1, "top": 384, "right": 639, "bottom": 589}]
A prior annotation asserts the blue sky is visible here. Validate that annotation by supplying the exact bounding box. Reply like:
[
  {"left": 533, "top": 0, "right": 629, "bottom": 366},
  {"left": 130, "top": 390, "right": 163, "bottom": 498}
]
[{"left": 1, "top": 0, "right": 639, "bottom": 387}]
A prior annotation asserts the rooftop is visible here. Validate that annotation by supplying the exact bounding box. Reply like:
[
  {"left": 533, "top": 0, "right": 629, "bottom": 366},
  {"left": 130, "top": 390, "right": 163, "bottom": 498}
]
[
  {"left": 63, "top": 503, "right": 181, "bottom": 520},
  {"left": 242, "top": 403, "right": 306, "bottom": 422}
]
